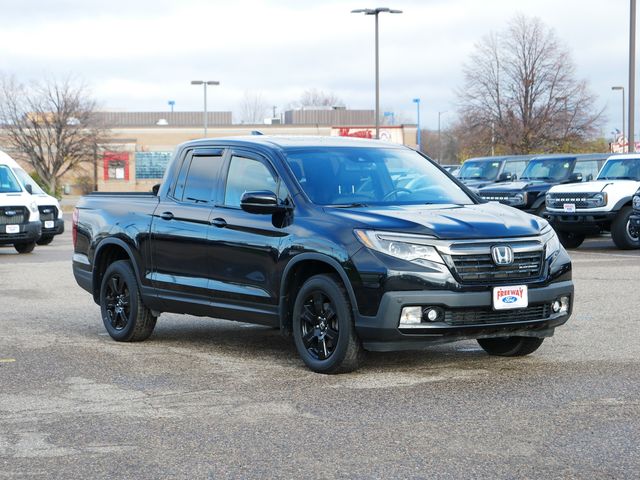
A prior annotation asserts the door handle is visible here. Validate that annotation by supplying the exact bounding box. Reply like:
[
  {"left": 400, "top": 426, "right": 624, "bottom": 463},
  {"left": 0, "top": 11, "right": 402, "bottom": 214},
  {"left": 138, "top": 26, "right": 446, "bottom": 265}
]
[
  {"left": 211, "top": 217, "right": 227, "bottom": 228},
  {"left": 160, "top": 211, "right": 174, "bottom": 221}
]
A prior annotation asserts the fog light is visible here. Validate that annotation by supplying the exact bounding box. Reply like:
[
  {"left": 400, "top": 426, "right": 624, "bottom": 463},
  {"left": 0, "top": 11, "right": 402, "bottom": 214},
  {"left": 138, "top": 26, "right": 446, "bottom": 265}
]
[
  {"left": 400, "top": 306, "right": 423, "bottom": 326},
  {"left": 560, "top": 296, "right": 570, "bottom": 314},
  {"left": 552, "top": 300, "right": 561, "bottom": 313},
  {"left": 426, "top": 308, "right": 439, "bottom": 321}
]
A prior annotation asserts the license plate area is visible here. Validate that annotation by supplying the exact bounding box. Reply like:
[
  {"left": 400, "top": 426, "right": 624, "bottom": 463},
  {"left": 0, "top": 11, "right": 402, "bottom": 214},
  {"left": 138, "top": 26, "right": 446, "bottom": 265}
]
[
  {"left": 5, "top": 225, "right": 19, "bottom": 234},
  {"left": 44, "top": 220, "right": 54, "bottom": 229},
  {"left": 563, "top": 203, "right": 576, "bottom": 213},
  {"left": 493, "top": 285, "right": 528, "bottom": 310}
]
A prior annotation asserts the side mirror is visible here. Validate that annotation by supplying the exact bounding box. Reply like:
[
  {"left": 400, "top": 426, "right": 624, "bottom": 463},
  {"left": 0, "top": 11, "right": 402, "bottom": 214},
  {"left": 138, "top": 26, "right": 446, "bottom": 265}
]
[
  {"left": 241, "top": 190, "right": 284, "bottom": 214},
  {"left": 569, "top": 172, "right": 583, "bottom": 183},
  {"left": 498, "top": 172, "right": 513, "bottom": 182},
  {"left": 152, "top": 184, "right": 160, "bottom": 195},
  {"left": 25, "top": 184, "right": 33, "bottom": 194}
]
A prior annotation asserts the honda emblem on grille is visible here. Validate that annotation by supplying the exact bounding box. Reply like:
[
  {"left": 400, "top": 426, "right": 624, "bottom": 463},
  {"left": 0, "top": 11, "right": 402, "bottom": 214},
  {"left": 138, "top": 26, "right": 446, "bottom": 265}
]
[{"left": 491, "top": 245, "right": 514, "bottom": 265}]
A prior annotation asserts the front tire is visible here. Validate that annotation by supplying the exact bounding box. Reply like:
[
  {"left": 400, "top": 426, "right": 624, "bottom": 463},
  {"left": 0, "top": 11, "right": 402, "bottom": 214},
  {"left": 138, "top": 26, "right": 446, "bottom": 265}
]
[
  {"left": 37, "top": 235, "right": 54, "bottom": 246},
  {"left": 557, "top": 231, "right": 585, "bottom": 249},
  {"left": 611, "top": 206, "right": 640, "bottom": 250},
  {"left": 14, "top": 241, "right": 36, "bottom": 254},
  {"left": 292, "top": 274, "right": 364, "bottom": 374},
  {"left": 99, "top": 260, "right": 157, "bottom": 342},
  {"left": 477, "top": 336, "right": 544, "bottom": 356}
]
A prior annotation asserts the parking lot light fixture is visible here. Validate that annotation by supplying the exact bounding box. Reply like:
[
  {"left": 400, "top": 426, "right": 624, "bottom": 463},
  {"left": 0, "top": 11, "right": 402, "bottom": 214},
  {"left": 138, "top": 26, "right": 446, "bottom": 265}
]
[
  {"left": 191, "top": 80, "right": 220, "bottom": 137},
  {"left": 412, "top": 98, "right": 421, "bottom": 151},
  {"left": 351, "top": 7, "right": 403, "bottom": 140}
]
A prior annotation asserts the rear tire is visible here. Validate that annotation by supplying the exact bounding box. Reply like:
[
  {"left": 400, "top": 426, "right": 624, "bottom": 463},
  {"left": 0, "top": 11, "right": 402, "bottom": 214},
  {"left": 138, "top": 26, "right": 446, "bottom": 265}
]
[
  {"left": 557, "top": 231, "right": 585, "bottom": 249},
  {"left": 14, "top": 241, "right": 36, "bottom": 254},
  {"left": 99, "top": 260, "right": 157, "bottom": 342},
  {"left": 611, "top": 206, "right": 640, "bottom": 250},
  {"left": 292, "top": 274, "right": 364, "bottom": 374},
  {"left": 477, "top": 336, "right": 544, "bottom": 356},
  {"left": 37, "top": 235, "right": 54, "bottom": 246}
]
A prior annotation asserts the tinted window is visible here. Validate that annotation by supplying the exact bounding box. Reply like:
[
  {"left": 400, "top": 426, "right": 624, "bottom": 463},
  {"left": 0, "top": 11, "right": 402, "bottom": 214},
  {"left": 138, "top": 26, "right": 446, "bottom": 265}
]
[
  {"left": 521, "top": 158, "right": 574, "bottom": 181},
  {"left": 504, "top": 159, "right": 529, "bottom": 178},
  {"left": 0, "top": 165, "right": 22, "bottom": 193},
  {"left": 224, "top": 156, "right": 277, "bottom": 207},
  {"left": 181, "top": 155, "right": 222, "bottom": 203},
  {"left": 598, "top": 158, "right": 640, "bottom": 180},
  {"left": 573, "top": 160, "right": 600, "bottom": 181},
  {"left": 458, "top": 160, "right": 502, "bottom": 181},
  {"left": 284, "top": 147, "right": 472, "bottom": 206}
]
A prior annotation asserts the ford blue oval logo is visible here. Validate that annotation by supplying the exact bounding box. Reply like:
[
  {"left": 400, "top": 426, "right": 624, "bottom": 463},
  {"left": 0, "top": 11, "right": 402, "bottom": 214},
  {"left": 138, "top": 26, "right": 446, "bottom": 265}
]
[
  {"left": 5, "top": 210, "right": 17, "bottom": 216},
  {"left": 502, "top": 296, "right": 518, "bottom": 304}
]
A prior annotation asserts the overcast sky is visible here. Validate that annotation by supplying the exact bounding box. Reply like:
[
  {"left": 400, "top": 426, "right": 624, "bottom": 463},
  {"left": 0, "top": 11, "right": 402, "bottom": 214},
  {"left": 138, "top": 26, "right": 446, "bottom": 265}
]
[{"left": 0, "top": 0, "right": 632, "bottom": 137}]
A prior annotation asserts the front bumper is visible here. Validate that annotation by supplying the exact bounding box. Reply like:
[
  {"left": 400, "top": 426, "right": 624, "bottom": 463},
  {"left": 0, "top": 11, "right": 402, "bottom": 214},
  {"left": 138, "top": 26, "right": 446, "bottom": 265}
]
[
  {"left": 0, "top": 221, "right": 42, "bottom": 245},
  {"left": 41, "top": 218, "right": 65, "bottom": 236},
  {"left": 355, "top": 280, "right": 573, "bottom": 352},
  {"left": 546, "top": 211, "right": 617, "bottom": 234}
]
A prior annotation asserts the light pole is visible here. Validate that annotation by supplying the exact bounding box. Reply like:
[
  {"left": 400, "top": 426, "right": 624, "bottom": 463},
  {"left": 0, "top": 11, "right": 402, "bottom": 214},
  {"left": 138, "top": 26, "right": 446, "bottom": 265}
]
[
  {"left": 190, "top": 80, "right": 219, "bottom": 136},
  {"left": 412, "top": 98, "right": 421, "bottom": 151},
  {"left": 438, "top": 111, "right": 447, "bottom": 162},
  {"left": 630, "top": 0, "right": 636, "bottom": 152},
  {"left": 612, "top": 86, "right": 626, "bottom": 150},
  {"left": 352, "top": 7, "right": 402, "bottom": 139},
  {"left": 168, "top": 100, "right": 175, "bottom": 113}
]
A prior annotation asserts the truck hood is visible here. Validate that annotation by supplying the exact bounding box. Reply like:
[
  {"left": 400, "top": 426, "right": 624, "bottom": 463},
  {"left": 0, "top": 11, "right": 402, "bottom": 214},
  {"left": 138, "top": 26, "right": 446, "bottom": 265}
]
[
  {"left": 0, "top": 191, "right": 35, "bottom": 207},
  {"left": 479, "top": 180, "right": 554, "bottom": 193},
  {"left": 325, "top": 202, "right": 545, "bottom": 240},
  {"left": 548, "top": 180, "right": 640, "bottom": 195}
]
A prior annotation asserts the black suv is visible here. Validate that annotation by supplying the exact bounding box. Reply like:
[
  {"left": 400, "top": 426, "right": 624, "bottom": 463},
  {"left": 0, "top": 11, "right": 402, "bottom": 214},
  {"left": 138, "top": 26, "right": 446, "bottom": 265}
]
[
  {"left": 72, "top": 137, "right": 574, "bottom": 373},
  {"left": 478, "top": 153, "right": 609, "bottom": 216},
  {"left": 457, "top": 155, "right": 533, "bottom": 189}
]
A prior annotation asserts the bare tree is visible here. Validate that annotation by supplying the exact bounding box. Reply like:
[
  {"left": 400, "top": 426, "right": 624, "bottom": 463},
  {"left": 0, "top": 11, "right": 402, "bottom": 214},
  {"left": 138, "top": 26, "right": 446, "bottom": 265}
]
[
  {"left": 238, "top": 90, "right": 269, "bottom": 124},
  {"left": 456, "top": 14, "right": 603, "bottom": 156},
  {"left": 290, "top": 88, "right": 345, "bottom": 108},
  {"left": 0, "top": 75, "right": 105, "bottom": 194}
]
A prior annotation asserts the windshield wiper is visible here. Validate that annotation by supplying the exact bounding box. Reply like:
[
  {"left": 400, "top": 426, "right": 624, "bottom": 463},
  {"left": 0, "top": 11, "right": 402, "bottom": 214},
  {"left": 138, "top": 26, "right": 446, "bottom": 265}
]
[{"left": 332, "top": 202, "right": 369, "bottom": 208}]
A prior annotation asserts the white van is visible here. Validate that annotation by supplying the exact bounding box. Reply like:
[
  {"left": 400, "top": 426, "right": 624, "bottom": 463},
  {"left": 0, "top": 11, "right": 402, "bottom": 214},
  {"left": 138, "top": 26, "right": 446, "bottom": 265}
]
[
  {"left": 0, "top": 151, "right": 64, "bottom": 245},
  {"left": 0, "top": 153, "right": 41, "bottom": 253}
]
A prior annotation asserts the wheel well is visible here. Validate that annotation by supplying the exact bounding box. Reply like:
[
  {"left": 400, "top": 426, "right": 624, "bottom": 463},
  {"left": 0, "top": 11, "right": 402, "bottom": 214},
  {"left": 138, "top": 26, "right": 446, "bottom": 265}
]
[
  {"left": 92, "top": 244, "right": 131, "bottom": 301},
  {"left": 281, "top": 260, "right": 347, "bottom": 332}
]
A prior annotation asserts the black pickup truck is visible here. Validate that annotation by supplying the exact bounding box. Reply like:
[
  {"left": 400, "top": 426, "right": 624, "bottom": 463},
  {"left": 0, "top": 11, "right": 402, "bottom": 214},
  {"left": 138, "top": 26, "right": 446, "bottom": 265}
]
[{"left": 72, "top": 136, "right": 574, "bottom": 373}]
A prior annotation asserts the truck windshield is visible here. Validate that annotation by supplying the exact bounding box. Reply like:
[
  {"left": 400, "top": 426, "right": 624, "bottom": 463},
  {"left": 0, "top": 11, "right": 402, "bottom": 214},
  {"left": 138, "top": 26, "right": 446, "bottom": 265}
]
[
  {"left": 284, "top": 147, "right": 473, "bottom": 206},
  {"left": 521, "top": 158, "right": 574, "bottom": 181},
  {"left": 0, "top": 165, "right": 23, "bottom": 193},
  {"left": 13, "top": 168, "right": 46, "bottom": 194},
  {"left": 598, "top": 158, "right": 640, "bottom": 180},
  {"left": 458, "top": 160, "right": 502, "bottom": 181}
]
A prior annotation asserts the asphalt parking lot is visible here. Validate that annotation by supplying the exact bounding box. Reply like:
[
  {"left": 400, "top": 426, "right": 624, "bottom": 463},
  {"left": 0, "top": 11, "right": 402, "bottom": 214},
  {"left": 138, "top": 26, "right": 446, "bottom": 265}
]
[{"left": 1, "top": 222, "right": 639, "bottom": 479}]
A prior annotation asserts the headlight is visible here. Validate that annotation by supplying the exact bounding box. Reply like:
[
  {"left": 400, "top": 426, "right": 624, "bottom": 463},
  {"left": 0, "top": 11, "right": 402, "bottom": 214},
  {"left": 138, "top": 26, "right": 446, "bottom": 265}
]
[
  {"left": 541, "top": 224, "right": 560, "bottom": 260},
  {"left": 585, "top": 192, "right": 607, "bottom": 208},
  {"left": 512, "top": 192, "right": 527, "bottom": 206},
  {"left": 354, "top": 230, "right": 445, "bottom": 265},
  {"left": 633, "top": 195, "right": 640, "bottom": 210}
]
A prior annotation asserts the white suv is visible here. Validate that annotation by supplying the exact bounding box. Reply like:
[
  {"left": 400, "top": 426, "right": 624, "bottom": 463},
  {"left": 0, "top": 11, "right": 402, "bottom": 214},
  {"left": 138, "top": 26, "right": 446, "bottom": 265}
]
[
  {"left": 0, "top": 151, "right": 64, "bottom": 245},
  {"left": 0, "top": 160, "right": 41, "bottom": 253},
  {"left": 545, "top": 154, "right": 640, "bottom": 249}
]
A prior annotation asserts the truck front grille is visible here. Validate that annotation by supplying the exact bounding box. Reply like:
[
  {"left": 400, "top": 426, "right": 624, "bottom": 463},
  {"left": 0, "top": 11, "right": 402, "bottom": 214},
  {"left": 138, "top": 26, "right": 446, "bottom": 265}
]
[
  {"left": 444, "top": 304, "right": 551, "bottom": 325},
  {"left": 546, "top": 193, "right": 591, "bottom": 209},
  {"left": 0, "top": 206, "right": 28, "bottom": 225},
  {"left": 38, "top": 205, "right": 58, "bottom": 222},
  {"left": 450, "top": 251, "right": 544, "bottom": 284}
]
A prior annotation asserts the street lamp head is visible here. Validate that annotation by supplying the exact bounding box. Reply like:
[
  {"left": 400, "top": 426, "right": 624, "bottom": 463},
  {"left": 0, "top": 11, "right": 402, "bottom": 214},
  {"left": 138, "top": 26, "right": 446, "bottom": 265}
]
[
  {"left": 612, "top": 86, "right": 624, "bottom": 91},
  {"left": 412, "top": 98, "right": 420, "bottom": 104},
  {"left": 191, "top": 80, "right": 204, "bottom": 85},
  {"left": 351, "top": 7, "right": 402, "bottom": 15},
  {"left": 206, "top": 81, "right": 220, "bottom": 85}
]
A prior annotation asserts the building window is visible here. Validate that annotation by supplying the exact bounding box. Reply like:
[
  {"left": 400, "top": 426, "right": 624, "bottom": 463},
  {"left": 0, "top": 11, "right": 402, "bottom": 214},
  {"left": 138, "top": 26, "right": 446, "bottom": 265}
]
[
  {"left": 135, "top": 152, "right": 172, "bottom": 179},
  {"left": 103, "top": 152, "right": 129, "bottom": 181}
]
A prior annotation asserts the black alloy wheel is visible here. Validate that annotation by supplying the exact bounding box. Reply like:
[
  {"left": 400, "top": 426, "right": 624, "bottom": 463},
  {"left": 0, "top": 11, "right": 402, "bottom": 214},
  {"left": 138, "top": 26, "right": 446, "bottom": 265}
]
[
  {"left": 104, "top": 273, "right": 131, "bottom": 332},
  {"left": 292, "top": 274, "right": 364, "bottom": 374},
  {"left": 299, "top": 291, "right": 340, "bottom": 361},
  {"left": 99, "top": 260, "right": 157, "bottom": 342}
]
